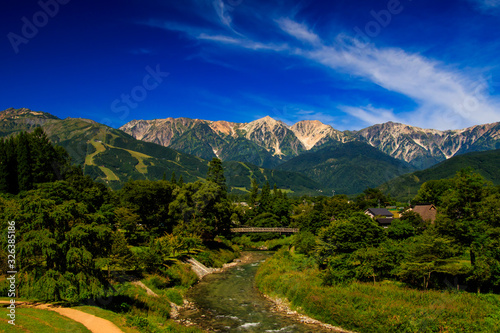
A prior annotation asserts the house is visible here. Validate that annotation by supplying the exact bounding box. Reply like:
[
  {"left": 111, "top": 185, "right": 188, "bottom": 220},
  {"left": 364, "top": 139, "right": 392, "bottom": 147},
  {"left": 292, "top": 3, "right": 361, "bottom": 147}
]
[
  {"left": 364, "top": 208, "right": 393, "bottom": 219},
  {"left": 409, "top": 204, "right": 437, "bottom": 223},
  {"left": 364, "top": 208, "right": 394, "bottom": 228}
]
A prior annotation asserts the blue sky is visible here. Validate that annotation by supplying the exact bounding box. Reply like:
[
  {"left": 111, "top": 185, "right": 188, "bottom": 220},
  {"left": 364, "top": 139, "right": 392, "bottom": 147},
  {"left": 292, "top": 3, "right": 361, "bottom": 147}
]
[{"left": 1, "top": 0, "right": 500, "bottom": 130}]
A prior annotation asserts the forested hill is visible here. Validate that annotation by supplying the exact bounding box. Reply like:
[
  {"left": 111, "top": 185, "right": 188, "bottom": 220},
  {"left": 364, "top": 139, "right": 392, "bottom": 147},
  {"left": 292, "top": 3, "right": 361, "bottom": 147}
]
[
  {"left": 379, "top": 148, "right": 500, "bottom": 201},
  {"left": 277, "top": 141, "right": 415, "bottom": 194}
]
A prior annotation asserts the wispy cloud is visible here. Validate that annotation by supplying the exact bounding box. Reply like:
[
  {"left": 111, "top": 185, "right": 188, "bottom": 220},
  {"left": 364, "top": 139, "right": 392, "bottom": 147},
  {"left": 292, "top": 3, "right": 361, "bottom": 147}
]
[
  {"left": 198, "top": 33, "right": 288, "bottom": 51},
  {"left": 340, "top": 105, "right": 403, "bottom": 126},
  {"left": 212, "top": 0, "right": 233, "bottom": 28},
  {"left": 276, "top": 18, "right": 321, "bottom": 45},
  {"left": 466, "top": 0, "right": 500, "bottom": 14}
]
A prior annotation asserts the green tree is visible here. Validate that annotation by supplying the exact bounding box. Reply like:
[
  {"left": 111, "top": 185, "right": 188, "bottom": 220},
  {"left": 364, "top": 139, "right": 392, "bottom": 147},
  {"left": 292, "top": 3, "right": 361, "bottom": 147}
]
[
  {"left": 114, "top": 206, "right": 143, "bottom": 245},
  {"left": 16, "top": 132, "right": 33, "bottom": 192},
  {"left": 400, "top": 210, "right": 429, "bottom": 234},
  {"left": 249, "top": 178, "right": 259, "bottom": 206},
  {"left": 108, "top": 231, "right": 133, "bottom": 277},
  {"left": 169, "top": 180, "right": 232, "bottom": 239},
  {"left": 0, "top": 192, "right": 112, "bottom": 302},
  {"left": 119, "top": 180, "right": 176, "bottom": 236},
  {"left": 318, "top": 213, "right": 386, "bottom": 256},
  {"left": 293, "top": 231, "right": 317, "bottom": 256},
  {"left": 292, "top": 210, "right": 329, "bottom": 235},
  {"left": 259, "top": 181, "right": 271, "bottom": 212},
  {"left": 386, "top": 218, "right": 414, "bottom": 240},
  {"left": 207, "top": 158, "right": 227, "bottom": 193},
  {"left": 413, "top": 179, "right": 452, "bottom": 206},
  {"left": 397, "top": 231, "right": 462, "bottom": 289},
  {"left": 436, "top": 169, "right": 489, "bottom": 266}
]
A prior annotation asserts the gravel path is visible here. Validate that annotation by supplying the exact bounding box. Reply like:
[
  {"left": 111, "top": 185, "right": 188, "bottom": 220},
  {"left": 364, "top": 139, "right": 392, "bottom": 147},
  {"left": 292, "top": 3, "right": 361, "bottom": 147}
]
[{"left": 0, "top": 301, "right": 124, "bottom": 333}]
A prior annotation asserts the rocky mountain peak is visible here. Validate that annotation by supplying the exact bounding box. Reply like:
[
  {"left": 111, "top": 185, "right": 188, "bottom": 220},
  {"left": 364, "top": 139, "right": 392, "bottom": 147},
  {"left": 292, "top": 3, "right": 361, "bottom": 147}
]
[
  {"left": 208, "top": 120, "right": 241, "bottom": 137},
  {"left": 118, "top": 112, "right": 500, "bottom": 170},
  {"left": 242, "top": 116, "right": 285, "bottom": 132},
  {"left": 0, "top": 108, "right": 59, "bottom": 121},
  {"left": 290, "top": 120, "right": 347, "bottom": 149}
]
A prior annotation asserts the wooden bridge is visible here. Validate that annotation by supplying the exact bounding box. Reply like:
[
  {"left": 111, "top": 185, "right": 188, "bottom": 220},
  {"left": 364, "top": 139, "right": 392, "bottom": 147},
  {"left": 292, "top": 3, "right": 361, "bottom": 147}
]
[{"left": 230, "top": 227, "right": 299, "bottom": 234}]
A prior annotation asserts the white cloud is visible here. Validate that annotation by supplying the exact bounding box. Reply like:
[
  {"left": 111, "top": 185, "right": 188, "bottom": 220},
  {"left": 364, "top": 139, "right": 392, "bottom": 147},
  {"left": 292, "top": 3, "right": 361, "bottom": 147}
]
[
  {"left": 276, "top": 18, "right": 321, "bottom": 45},
  {"left": 198, "top": 33, "right": 288, "bottom": 51}
]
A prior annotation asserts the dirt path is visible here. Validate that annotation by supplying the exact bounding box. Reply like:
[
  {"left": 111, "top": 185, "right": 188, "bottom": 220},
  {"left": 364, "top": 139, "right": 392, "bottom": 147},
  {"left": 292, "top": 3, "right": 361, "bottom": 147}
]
[{"left": 0, "top": 301, "right": 123, "bottom": 333}]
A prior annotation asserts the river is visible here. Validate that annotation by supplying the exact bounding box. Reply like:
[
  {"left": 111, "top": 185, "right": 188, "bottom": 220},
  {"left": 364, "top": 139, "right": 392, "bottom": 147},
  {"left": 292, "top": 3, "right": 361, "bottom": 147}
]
[{"left": 178, "top": 251, "right": 335, "bottom": 333}]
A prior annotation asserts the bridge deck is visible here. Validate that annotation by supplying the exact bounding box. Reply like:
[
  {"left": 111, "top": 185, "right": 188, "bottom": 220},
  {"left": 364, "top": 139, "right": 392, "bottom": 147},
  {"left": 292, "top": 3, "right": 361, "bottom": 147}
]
[{"left": 230, "top": 227, "right": 299, "bottom": 233}]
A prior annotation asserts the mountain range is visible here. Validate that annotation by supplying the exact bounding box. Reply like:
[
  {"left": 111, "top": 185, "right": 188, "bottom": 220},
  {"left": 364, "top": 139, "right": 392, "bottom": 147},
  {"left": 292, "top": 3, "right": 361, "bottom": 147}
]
[
  {"left": 2, "top": 107, "right": 500, "bottom": 195},
  {"left": 0, "top": 108, "right": 321, "bottom": 193},
  {"left": 120, "top": 116, "right": 500, "bottom": 170}
]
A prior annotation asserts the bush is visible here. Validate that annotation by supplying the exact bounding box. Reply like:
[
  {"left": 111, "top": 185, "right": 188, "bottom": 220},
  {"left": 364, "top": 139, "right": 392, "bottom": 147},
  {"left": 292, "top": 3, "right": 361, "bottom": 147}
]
[
  {"left": 165, "top": 263, "right": 198, "bottom": 288},
  {"left": 164, "top": 289, "right": 184, "bottom": 305},
  {"left": 145, "top": 275, "right": 170, "bottom": 290},
  {"left": 126, "top": 315, "right": 154, "bottom": 332}
]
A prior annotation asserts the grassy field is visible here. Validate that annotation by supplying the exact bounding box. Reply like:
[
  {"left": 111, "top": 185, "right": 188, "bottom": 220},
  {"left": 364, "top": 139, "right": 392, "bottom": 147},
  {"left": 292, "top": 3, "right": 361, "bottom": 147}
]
[
  {"left": 86, "top": 140, "right": 121, "bottom": 181},
  {"left": 0, "top": 307, "right": 91, "bottom": 332},
  {"left": 256, "top": 249, "right": 500, "bottom": 333},
  {"left": 85, "top": 140, "right": 106, "bottom": 165},
  {"left": 98, "top": 166, "right": 121, "bottom": 181},
  {"left": 123, "top": 148, "right": 151, "bottom": 173}
]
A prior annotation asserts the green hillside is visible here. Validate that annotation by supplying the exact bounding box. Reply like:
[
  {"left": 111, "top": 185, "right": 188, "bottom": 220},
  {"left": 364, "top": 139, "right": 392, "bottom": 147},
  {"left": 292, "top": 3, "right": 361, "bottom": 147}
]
[
  {"left": 379, "top": 148, "right": 500, "bottom": 201},
  {"left": 223, "top": 161, "right": 323, "bottom": 195},
  {"left": 277, "top": 141, "right": 415, "bottom": 195},
  {"left": 0, "top": 108, "right": 322, "bottom": 194}
]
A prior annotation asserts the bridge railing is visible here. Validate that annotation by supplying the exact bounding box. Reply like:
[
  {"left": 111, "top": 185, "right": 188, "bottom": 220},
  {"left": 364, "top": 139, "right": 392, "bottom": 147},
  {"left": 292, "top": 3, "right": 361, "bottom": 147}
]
[{"left": 230, "top": 227, "right": 299, "bottom": 233}]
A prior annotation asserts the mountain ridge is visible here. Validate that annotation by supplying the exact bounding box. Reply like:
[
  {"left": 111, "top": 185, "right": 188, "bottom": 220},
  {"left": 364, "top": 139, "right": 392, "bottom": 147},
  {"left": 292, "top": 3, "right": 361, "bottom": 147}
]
[
  {"left": 0, "top": 108, "right": 323, "bottom": 194},
  {"left": 120, "top": 115, "right": 500, "bottom": 169}
]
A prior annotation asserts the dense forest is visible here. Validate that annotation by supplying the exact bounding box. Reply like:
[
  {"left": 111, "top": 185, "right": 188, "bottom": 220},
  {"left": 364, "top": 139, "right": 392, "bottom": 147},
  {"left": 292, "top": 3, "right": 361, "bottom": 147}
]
[{"left": 0, "top": 130, "right": 499, "bottom": 332}]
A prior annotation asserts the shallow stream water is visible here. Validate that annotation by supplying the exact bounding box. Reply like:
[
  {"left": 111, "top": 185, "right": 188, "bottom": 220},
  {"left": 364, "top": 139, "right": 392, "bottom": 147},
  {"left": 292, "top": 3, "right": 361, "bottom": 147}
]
[{"left": 179, "top": 251, "right": 334, "bottom": 333}]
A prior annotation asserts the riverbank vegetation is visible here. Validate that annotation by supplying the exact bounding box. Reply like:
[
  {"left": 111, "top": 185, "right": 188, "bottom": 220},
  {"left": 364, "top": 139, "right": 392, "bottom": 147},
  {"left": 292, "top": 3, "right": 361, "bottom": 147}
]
[{"left": 256, "top": 248, "right": 500, "bottom": 333}]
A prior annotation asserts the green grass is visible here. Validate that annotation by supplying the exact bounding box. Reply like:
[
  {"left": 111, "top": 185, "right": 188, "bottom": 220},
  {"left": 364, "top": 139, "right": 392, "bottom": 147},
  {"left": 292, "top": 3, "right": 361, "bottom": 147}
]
[
  {"left": 123, "top": 148, "right": 151, "bottom": 173},
  {"left": 98, "top": 166, "right": 120, "bottom": 181},
  {"left": 256, "top": 249, "right": 500, "bottom": 333},
  {"left": 0, "top": 307, "right": 91, "bottom": 332},
  {"left": 85, "top": 140, "right": 106, "bottom": 166}
]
